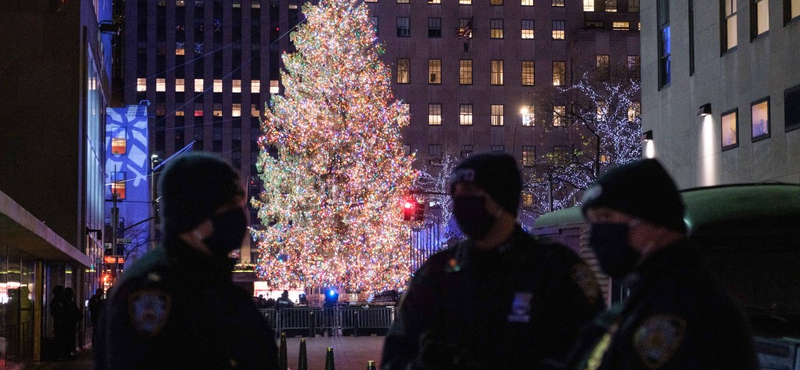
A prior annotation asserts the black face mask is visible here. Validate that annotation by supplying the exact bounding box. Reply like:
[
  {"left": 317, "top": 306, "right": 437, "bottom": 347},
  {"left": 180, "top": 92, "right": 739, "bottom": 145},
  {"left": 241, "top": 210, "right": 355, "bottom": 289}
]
[
  {"left": 588, "top": 223, "right": 641, "bottom": 279},
  {"left": 452, "top": 195, "right": 496, "bottom": 241},
  {"left": 203, "top": 207, "right": 248, "bottom": 256}
]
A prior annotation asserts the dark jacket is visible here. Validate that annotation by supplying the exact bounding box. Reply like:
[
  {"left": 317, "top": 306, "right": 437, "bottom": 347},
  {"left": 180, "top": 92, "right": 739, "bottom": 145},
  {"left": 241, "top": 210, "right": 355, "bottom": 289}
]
[
  {"left": 94, "top": 241, "right": 279, "bottom": 370},
  {"left": 382, "top": 226, "right": 605, "bottom": 370},
  {"left": 567, "top": 239, "right": 758, "bottom": 370}
]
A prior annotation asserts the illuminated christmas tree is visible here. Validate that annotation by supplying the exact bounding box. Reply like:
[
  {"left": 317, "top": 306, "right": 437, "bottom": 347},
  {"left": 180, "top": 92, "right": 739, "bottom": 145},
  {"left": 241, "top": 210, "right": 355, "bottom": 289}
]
[{"left": 251, "top": 0, "right": 416, "bottom": 292}]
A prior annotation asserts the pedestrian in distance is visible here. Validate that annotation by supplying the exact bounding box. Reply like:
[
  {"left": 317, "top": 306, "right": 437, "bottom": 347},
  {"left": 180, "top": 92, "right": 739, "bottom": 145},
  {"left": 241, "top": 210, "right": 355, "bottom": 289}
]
[
  {"left": 63, "top": 287, "right": 82, "bottom": 359},
  {"left": 382, "top": 152, "right": 605, "bottom": 370},
  {"left": 88, "top": 288, "right": 104, "bottom": 328},
  {"left": 94, "top": 153, "right": 279, "bottom": 370},
  {"left": 276, "top": 290, "right": 294, "bottom": 310},
  {"left": 50, "top": 285, "right": 68, "bottom": 360},
  {"left": 567, "top": 158, "right": 758, "bottom": 370}
]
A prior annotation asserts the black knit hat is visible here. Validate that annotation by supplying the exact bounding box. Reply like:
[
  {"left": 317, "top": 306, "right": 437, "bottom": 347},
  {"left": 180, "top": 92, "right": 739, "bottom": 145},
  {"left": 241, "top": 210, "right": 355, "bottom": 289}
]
[
  {"left": 581, "top": 159, "right": 686, "bottom": 233},
  {"left": 449, "top": 152, "right": 522, "bottom": 216},
  {"left": 158, "top": 153, "right": 242, "bottom": 235}
]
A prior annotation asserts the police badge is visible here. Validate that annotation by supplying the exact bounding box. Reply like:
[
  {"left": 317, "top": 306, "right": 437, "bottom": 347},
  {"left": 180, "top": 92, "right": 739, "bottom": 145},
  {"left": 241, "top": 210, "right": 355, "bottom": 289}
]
[
  {"left": 129, "top": 290, "right": 172, "bottom": 337},
  {"left": 633, "top": 314, "right": 686, "bottom": 369}
]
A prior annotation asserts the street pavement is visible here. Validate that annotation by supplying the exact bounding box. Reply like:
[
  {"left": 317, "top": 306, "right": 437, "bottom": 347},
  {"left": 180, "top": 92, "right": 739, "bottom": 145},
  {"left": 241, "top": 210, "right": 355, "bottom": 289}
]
[{"left": 29, "top": 335, "right": 386, "bottom": 370}]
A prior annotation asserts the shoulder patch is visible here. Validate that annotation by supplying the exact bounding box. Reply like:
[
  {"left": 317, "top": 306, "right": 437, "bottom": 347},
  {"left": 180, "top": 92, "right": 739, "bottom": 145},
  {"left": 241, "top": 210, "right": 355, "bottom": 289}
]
[
  {"left": 570, "top": 263, "right": 601, "bottom": 305},
  {"left": 129, "top": 290, "right": 172, "bottom": 337},
  {"left": 633, "top": 314, "right": 686, "bottom": 369}
]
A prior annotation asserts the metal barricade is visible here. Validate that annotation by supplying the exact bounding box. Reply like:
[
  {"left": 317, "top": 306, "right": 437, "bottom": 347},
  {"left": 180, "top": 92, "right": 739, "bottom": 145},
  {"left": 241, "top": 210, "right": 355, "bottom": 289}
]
[{"left": 261, "top": 306, "right": 395, "bottom": 337}]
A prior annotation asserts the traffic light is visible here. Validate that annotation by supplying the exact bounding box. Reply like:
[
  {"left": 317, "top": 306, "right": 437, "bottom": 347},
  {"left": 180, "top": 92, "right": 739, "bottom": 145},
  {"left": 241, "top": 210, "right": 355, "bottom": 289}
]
[
  {"left": 403, "top": 198, "right": 415, "bottom": 221},
  {"left": 415, "top": 200, "right": 425, "bottom": 221}
]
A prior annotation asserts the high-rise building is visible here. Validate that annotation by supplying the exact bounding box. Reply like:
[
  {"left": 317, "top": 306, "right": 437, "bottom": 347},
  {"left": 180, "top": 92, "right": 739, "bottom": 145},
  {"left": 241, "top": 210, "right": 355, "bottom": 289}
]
[
  {"left": 0, "top": 0, "right": 112, "bottom": 362},
  {"left": 641, "top": 0, "right": 800, "bottom": 187},
  {"left": 121, "top": 0, "right": 640, "bottom": 263}
]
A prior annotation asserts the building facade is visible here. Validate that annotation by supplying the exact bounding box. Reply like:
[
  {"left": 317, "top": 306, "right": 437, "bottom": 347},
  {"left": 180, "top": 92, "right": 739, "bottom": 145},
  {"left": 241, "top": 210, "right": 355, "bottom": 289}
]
[
  {"left": 0, "top": 0, "right": 111, "bottom": 364},
  {"left": 641, "top": 0, "right": 800, "bottom": 188}
]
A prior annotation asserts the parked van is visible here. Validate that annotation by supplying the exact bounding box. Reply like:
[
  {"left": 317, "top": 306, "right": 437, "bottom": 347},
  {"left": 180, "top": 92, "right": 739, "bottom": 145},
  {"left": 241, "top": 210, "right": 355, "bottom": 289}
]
[{"left": 532, "top": 183, "right": 800, "bottom": 369}]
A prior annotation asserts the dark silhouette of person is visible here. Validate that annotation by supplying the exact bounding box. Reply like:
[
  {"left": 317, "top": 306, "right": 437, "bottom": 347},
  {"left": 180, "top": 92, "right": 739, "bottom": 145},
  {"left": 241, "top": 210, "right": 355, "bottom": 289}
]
[
  {"left": 88, "top": 288, "right": 104, "bottom": 327},
  {"left": 94, "top": 153, "right": 279, "bottom": 370},
  {"left": 275, "top": 290, "right": 294, "bottom": 310},
  {"left": 63, "top": 287, "right": 82, "bottom": 359},
  {"left": 50, "top": 285, "right": 68, "bottom": 360}
]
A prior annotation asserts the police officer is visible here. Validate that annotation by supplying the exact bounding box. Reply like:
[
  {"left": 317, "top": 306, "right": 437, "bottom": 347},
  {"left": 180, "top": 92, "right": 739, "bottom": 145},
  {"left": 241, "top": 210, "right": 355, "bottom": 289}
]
[
  {"left": 569, "top": 159, "right": 758, "bottom": 370},
  {"left": 94, "top": 153, "right": 279, "bottom": 370},
  {"left": 382, "top": 152, "right": 604, "bottom": 370}
]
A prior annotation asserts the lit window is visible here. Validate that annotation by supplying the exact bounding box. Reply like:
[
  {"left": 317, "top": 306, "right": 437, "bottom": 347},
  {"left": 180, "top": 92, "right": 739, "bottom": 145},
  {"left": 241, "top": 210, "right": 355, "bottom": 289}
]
[
  {"left": 491, "top": 105, "right": 504, "bottom": 126},
  {"left": 553, "top": 61, "right": 566, "bottom": 86},
  {"left": 175, "top": 110, "right": 184, "bottom": 116},
  {"left": 723, "top": 0, "right": 738, "bottom": 51},
  {"left": 721, "top": 109, "right": 738, "bottom": 149},
  {"left": 213, "top": 103, "right": 223, "bottom": 117},
  {"left": 491, "top": 60, "right": 504, "bottom": 85},
  {"left": 522, "top": 146, "right": 536, "bottom": 167},
  {"left": 137, "top": 78, "right": 147, "bottom": 92},
  {"left": 156, "top": 78, "right": 166, "bottom": 92},
  {"left": 521, "top": 105, "right": 535, "bottom": 126},
  {"left": 522, "top": 61, "right": 535, "bottom": 86},
  {"left": 491, "top": 0, "right": 503, "bottom": 5},
  {"left": 111, "top": 134, "right": 126, "bottom": 155},
  {"left": 232, "top": 103, "right": 242, "bottom": 117},
  {"left": 397, "top": 17, "right": 410, "bottom": 37},
  {"left": 428, "top": 0, "right": 440, "bottom": 3},
  {"left": 213, "top": 79, "right": 223, "bottom": 93},
  {"left": 522, "top": 20, "right": 535, "bottom": 39},
  {"left": 111, "top": 172, "right": 126, "bottom": 200},
  {"left": 491, "top": 19, "right": 504, "bottom": 38},
  {"left": 397, "top": 58, "right": 410, "bottom": 84},
  {"left": 605, "top": 0, "right": 617, "bottom": 12},
  {"left": 195, "top": 102, "right": 204, "bottom": 116},
  {"left": 252, "top": 80, "right": 261, "bottom": 93},
  {"left": 753, "top": 0, "right": 768, "bottom": 38},
  {"left": 251, "top": 104, "right": 260, "bottom": 117},
  {"left": 428, "top": 18, "right": 442, "bottom": 38},
  {"left": 628, "top": 102, "right": 641, "bottom": 122},
  {"left": 522, "top": 0, "right": 533, "bottom": 5},
  {"left": 460, "top": 0, "right": 471, "bottom": 4},
  {"left": 195, "top": 79, "right": 204, "bottom": 92},
  {"left": 658, "top": 0, "right": 671, "bottom": 88},
  {"left": 460, "top": 104, "right": 473, "bottom": 125},
  {"left": 596, "top": 55, "right": 610, "bottom": 81},
  {"left": 553, "top": 105, "right": 566, "bottom": 126},
  {"left": 428, "top": 104, "right": 442, "bottom": 125},
  {"left": 365, "top": 0, "right": 377, "bottom": 2},
  {"left": 751, "top": 98, "right": 770, "bottom": 139},
  {"left": 613, "top": 21, "right": 630, "bottom": 30},
  {"left": 270, "top": 80, "right": 279, "bottom": 94},
  {"left": 460, "top": 60, "right": 473, "bottom": 85},
  {"left": 522, "top": 192, "right": 534, "bottom": 207},
  {"left": 428, "top": 59, "right": 442, "bottom": 84},
  {"left": 232, "top": 80, "right": 242, "bottom": 93},
  {"left": 176, "top": 78, "right": 185, "bottom": 92},
  {"left": 584, "top": 0, "right": 594, "bottom": 11},
  {"left": 176, "top": 42, "right": 185, "bottom": 55},
  {"left": 552, "top": 0, "right": 564, "bottom": 6},
  {"left": 398, "top": 0, "right": 408, "bottom": 3},
  {"left": 552, "top": 21, "right": 565, "bottom": 39},
  {"left": 788, "top": 0, "right": 800, "bottom": 21}
]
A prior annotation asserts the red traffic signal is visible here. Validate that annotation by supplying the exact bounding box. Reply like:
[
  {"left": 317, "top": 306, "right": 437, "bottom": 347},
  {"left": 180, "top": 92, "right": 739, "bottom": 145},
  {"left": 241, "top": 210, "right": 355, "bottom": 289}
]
[{"left": 403, "top": 198, "right": 415, "bottom": 221}]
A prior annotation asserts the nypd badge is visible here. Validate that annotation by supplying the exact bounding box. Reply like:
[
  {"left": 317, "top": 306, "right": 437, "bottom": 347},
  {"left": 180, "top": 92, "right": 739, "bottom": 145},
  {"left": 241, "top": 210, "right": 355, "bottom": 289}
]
[
  {"left": 633, "top": 314, "right": 686, "bottom": 369},
  {"left": 129, "top": 290, "right": 172, "bottom": 337}
]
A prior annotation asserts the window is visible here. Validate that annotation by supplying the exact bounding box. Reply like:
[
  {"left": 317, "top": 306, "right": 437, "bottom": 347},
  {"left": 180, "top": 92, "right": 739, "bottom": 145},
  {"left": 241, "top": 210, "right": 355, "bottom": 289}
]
[
  {"left": 721, "top": 109, "right": 739, "bottom": 149},
  {"left": 372, "top": 17, "right": 379, "bottom": 35},
  {"left": 213, "top": 103, "right": 223, "bottom": 117},
  {"left": 491, "top": 105, "right": 504, "bottom": 126},
  {"left": 658, "top": 0, "right": 671, "bottom": 88},
  {"left": 522, "top": 192, "right": 534, "bottom": 207},
  {"left": 195, "top": 78, "right": 204, "bottom": 92},
  {"left": 752, "top": 0, "right": 769, "bottom": 39},
  {"left": 232, "top": 103, "right": 242, "bottom": 117},
  {"left": 596, "top": 55, "right": 610, "bottom": 81},
  {"left": 429, "top": 104, "right": 442, "bottom": 125},
  {"left": 628, "top": 102, "right": 641, "bottom": 122},
  {"left": 461, "top": 144, "right": 474, "bottom": 157},
  {"left": 429, "top": 144, "right": 442, "bottom": 157},
  {"left": 397, "top": 59, "right": 410, "bottom": 84},
  {"left": 428, "top": 18, "right": 442, "bottom": 38},
  {"left": 522, "top": 0, "right": 534, "bottom": 5},
  {"left": 460, "top": 0, "right": 472, "bottom": 4},
  {"left": 751, "top": 98, "right": 770, "bottom": 140},
  {"left": 491, "top": 60, "right": 504, "bottom": 85},
  {"left": 586, "top": 20, "right": 604, "bottom": 28},
  {"left": 251, "top": 104, "right": 260, "bottom": 117},
  {"left": 429, "top": 59, "right": 442, "bottom": 84},
  {"left": 428, "top": 0, "right": 441, "bottom": 3},
  {"left": 491, "top": 0, "right": 503, "bottom": 5},
  {"left": 522, "top": 61, "right": 535, "bottom": 86},
  {"left": 605, "top": 0, "right": 617, "bottom": 12},
  {"left": 111, "top": 171, "right": 127, "bottom": 200},
  {"left": 553, "top": 61, "right": 566, "bottom": 86},
  {"left": 522, "top": 146, "right": 536, "bottom": 167},
  {"left": 522, "top": 20, "right": 535, "bottom": 39},
  {"left": 232, "top": 80, "right": 242, "bottom": 93},
  {"left": 111, "top": 130, "right": 126, "bottom": 155},
  {"left": 551, "top": 146, "right": 569, "bottom": 164},
  {"left": 175, "top": 78, "right": 185, "bottom": 92},
  {"left": 460, "top": 60, "right": 473, "bottom": 85},
  {"left": 584, "top": 0, "right": 595, "bottom": 11},
  {"left": 629, "top": 0, "right": 640, "bottom": 11},
  {"left": 491, "top": 145, "right": 505, "bottom": 153},
  {"left": 397, "top": 17, "right": 410, "bottom": 37},
  {"left": 689, "top": 0, "right": 695, "bottom": 75},
  {"left": 460, "top": 104, "right": 474, "bottom": 125},
  {"left": 252, "top": 80, "right": 261, "bottom": 93},
  {"left": 137, "top": 78, "right": 147, "bottom": 92},
  {"left": 491, "top": 19, "right": 504, "bottom": 38},
  {"left": 398, "top": 0, "right": 409, "bottom": 4},
  {"left": 786, "top": 0, "right": 800, "bottom": 23},
  {"left": 553, "top": 0, "right": 565, "bottom": 6},
  {"left": 784, "top": 84, "right": 800, "bottom": 131},
  {"left": 628, "top": 56, "right": 641, "bottom": 80},
  {"left": 270, "top": 80, "right": 280, "bottom": 94},
  {"left": 553, "top": 106, "right": 566, "bottom": 126},
  {"left": 552, "top": 20, "right": 565, "bottom": 39},
  {"left": 613, "top": 21, "right": 630, "bottom": 30},
  {"left": 521, "top": 106, "right": 535, "bottom": 126},
  {"left": 156, "top": 78, "right": 166, "bottom": 92},
  {"left": 723, "top": 0, "right": 738, "bottom": 51},
  {"left": 213, "top": 79, "right": 223, "bottom": 93},
  {"left": 459, "top": 18, "right": 474, "bottom": 38},
  {"left": 176, "top": 42, "right": 185, "bottom": 55}
]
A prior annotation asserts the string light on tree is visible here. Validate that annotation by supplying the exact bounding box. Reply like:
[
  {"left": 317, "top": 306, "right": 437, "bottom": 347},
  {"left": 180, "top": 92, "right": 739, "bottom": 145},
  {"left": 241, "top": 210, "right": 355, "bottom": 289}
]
[{"left": 250, "top": 0, "right": 416, "bottom": 292}]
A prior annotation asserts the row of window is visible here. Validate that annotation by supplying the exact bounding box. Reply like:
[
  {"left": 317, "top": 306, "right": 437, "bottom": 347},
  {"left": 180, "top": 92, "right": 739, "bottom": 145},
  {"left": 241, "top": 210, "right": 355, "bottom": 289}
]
[
  {"left": 718, "top": 87, "right": 800, "bottom": 150},
  {"left": 420, "top": 102, "right": 640, "bottom": 126},
  {"left": 371, "top": 0, "right": 640, "bottom": 11},
  {"left": 151, "top": 102, "right": 263, "bottom": 117},
  {"left": 137, "top": 78, "right": 279, "bottom": 94},
  {"left": 395, "top": 18, "right": 573, "bottom": 39},
  {"left": 424, "top": 143, "right": 570, "bottom": 168}
]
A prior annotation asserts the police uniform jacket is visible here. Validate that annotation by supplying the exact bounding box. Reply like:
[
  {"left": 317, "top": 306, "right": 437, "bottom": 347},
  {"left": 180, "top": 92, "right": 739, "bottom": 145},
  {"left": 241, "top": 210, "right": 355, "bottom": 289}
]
[
  {"left": 94, "top": 241, "right": 279, "bottom": 370},
  {"left": 568, "top": 239, "right": 758, "bottom": 370},
  {"left": 382, "top": 226, "right": 605, "bottom": 370}
]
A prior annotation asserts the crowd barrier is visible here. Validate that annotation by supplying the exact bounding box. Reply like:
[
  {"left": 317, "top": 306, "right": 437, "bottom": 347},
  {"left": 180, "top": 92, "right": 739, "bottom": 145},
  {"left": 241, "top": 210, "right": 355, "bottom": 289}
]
[{"left": 260, "top": 306, "right": 395, "bottom": 337}]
